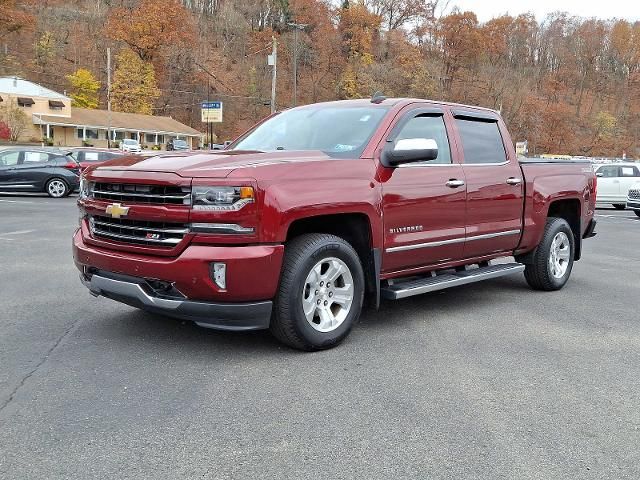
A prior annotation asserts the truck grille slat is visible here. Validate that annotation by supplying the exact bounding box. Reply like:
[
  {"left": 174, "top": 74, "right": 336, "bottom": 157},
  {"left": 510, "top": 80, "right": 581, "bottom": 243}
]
[
  {"left": 91, "top": 182, "right": 191, "bottom": 205},
  {"left": 628, "top": 190, "right": 640, "bottom": 200},
  {"left": 89, "top": 215, "right": 188, "bottom": 248}
]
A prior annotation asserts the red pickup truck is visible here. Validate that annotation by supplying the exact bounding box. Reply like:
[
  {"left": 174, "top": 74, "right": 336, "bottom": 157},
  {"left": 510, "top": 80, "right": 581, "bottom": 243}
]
[{"left": 73, "top": 98, "right": 597, "bottom": 350}]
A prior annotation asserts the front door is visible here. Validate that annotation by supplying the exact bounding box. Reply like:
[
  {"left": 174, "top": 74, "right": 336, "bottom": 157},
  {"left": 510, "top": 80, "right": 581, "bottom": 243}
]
[
  {"left": 452, "top": 113, "right": 524, "bottom": 258},
  {"left": 380, "top": 107, "right": 467, "bottom": 273},
  {"left": 12, "top": 151, "right": 56, "bottom": 191},
  {"left": 0, "top": 150, "right": 22, "bottom": 188}
]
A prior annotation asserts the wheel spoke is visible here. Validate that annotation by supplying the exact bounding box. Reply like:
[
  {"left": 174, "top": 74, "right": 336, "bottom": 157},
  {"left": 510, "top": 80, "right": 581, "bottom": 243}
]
[
  {"left": 332, "top": 284, "right": 353, "bottom": 306},
  {"left": 325, "top": 260, "right": 345, "bottom": 282},
  {"left": 557, "top": 246, "right": 570, "bottom": 261},
  {"left": 317, "top": 308, "right": 335, "bottom": 331},
  {"left": 302, "top": 295, "right": 316, "bottom": 322}
]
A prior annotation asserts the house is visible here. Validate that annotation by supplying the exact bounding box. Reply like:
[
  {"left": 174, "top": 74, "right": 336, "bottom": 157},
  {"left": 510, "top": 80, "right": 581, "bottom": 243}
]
[{"left": 0, "top": 77, "right": 203, "bottom": 149}]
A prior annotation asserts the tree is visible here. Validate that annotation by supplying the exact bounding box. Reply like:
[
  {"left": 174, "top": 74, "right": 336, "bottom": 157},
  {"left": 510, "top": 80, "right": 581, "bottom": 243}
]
[
  {"left": 105, "top": 0, "right": 195, "bottom": 62},
  {"left": 66, "top": 69, "right": 101, "bottom": 109},
  {"left": 0, "top": 121, "right": 10, "bottom": 140},
  {"left": 0, "top": 103, "right": 29, "bottom": 141},
  {"left": 0, "top": 0, "right": 31, "bottom": 39},
  {"left": 111, "top": 48, "right": 160, "bottom": 115}
]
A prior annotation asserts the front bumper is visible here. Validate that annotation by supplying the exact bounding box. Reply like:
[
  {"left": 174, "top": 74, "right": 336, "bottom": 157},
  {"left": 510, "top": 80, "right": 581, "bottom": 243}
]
[
  {"left": 626, "top": 200, "right": 640, "bottom": 210},
  {"left": 81, "top": 270, "right": 271, "bottom": 331}
]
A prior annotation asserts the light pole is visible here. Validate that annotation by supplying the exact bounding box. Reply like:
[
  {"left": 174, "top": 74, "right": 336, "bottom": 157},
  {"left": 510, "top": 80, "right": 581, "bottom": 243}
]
[{"left": 288, "top": 22, "right": 307, "bottom": 107}]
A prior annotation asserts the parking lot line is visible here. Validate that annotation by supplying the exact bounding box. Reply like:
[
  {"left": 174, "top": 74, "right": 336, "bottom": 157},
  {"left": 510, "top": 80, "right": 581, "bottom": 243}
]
[
  {"left": 0, "top": 230, "right": 35, "bottom": 238},
  {"left": 0, "top": 199, "right": 36, "bottom": 204}
]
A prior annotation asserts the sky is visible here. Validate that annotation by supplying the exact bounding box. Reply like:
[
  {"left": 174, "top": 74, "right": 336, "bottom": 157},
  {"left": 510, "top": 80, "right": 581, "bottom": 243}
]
[{"left": 447, "top": 0, "right": 640, "bottom": 22}]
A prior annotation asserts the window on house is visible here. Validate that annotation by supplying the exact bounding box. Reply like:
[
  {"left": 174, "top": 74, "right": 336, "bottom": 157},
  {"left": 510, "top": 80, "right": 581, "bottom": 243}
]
[{"left": 76, "top": 129, "right": 99, "bottom": 139}]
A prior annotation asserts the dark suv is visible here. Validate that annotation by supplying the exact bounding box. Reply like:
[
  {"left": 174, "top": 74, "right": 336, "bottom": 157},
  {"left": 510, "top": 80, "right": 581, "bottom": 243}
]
[{"left": 0, "top": 147, "right": 80, "bottom": 197}]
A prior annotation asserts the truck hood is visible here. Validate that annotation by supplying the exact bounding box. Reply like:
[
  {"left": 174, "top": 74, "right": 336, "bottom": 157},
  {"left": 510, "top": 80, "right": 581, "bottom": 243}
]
[{"left": 94, "top": 150, "right": 343, "bottom": 178}]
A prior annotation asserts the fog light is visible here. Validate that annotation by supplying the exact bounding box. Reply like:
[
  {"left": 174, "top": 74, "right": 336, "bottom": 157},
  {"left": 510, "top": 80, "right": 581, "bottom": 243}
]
[{"left": 211, "top": 262, "right": 227, "bottom": 290}]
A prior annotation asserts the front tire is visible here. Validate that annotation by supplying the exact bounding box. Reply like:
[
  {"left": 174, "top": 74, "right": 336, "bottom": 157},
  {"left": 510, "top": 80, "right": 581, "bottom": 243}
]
[
  {"left": 524, "top": 217, "right": 575, "bottom": 291},
  {"left": 45, "top": 178, "right": 69, "bottom": 198},
  {"left": 634, "top": 210, "right": 640, "bottom": 218},
  {"left": 613, "top": 204, "right": 626, "bottom": 210},
  {"left": 270, "top": 234, "right": 365, "bottom": 351}
]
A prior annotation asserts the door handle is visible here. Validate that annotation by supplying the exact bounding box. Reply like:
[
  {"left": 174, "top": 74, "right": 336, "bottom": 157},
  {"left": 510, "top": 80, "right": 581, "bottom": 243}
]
[
  {"left": 506, "top": 177, "right": 522, "bottom": 185},
  {"left": 446, "top": 179, "right": 465, "bottom": 188}
]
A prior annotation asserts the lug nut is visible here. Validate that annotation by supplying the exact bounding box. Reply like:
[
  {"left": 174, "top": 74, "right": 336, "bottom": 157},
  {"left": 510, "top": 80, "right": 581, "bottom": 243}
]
[
  {"left": 329, "top": 292, "right": 333, "bottom": 297},
  {"left": 317, "top": 299, "right": 321, "bottom": 305},
  {"left": 315, "top": 290, "right": 319, "bottom": 295},
  {"left": 324, "top": 300, "right": 328, "bottom": 306},
  {"left": 327, "top": 282, "right": 331, "bottom": 288}
]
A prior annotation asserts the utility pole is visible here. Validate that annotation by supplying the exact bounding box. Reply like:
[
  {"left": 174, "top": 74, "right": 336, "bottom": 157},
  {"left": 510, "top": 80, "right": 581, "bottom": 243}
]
[
  {"left": 269, "top": 36, "right": 277, "bottom": 114},
  {"left": 288, "top": 22, "right": 307, "bottom": 107},
  {"left": 107, "top": 47, "right": 112, "bottom": 149},
  {"left": 206, "top": 77, "right": 210, "bottom": 149}
]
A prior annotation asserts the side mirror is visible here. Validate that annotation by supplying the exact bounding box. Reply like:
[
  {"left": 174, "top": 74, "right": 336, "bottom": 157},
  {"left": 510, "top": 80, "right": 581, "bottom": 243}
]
[
  {"left": 382, "top": 138, "right": 438, "bottom": 167},
  {"left": 595, "top": 172, "right": 603, "bottom": 177}
]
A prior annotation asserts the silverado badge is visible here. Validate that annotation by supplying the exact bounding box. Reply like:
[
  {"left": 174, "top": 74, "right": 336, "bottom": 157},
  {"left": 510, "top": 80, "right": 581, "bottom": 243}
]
[{"left": 105, "top": 203, "right": 129, "bottom": 219}]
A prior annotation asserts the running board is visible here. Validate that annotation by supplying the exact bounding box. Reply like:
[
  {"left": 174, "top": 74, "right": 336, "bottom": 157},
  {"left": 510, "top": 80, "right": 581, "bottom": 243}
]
[{"left": 381, "top": 263, "right": 525, "bottom": 300}]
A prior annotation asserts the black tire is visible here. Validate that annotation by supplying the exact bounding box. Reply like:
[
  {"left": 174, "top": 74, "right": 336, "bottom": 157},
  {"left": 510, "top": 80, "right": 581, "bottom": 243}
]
[
  {"left": 45, "top": 178, "right": 69, "bottom": 198},
  {"left": 524, "top": 217, "right": 575, "bottom": 291},
  {"left": 613, "top": 204, "right": 626, "bottom": 210},
  {"left": 634, "top": 210, "right": 640, "bottom": 218},
  {"left": 270, "top": 233, "right": 365, "bottom": 351}
]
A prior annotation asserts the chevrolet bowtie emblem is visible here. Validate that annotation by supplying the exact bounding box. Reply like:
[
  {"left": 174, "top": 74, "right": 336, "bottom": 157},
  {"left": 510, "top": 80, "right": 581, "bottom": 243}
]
[{"left": 105, "top": 203, "right": 129, "bottom": 219}]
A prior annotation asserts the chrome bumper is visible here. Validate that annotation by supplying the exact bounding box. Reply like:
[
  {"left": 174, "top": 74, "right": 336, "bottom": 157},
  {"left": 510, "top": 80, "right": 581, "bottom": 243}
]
[{"left": 81, "top": 272, "right": 272, "bottom": 331}]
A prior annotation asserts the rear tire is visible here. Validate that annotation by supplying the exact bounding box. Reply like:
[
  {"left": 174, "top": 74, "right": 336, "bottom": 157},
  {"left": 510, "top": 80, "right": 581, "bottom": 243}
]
[
  {"left": 524, "top": 217, "right": 575, "bottom": 291},
  {"left": 45, "top": 178, "right": 69, "bottom": 198},
  {"left": 613, "top": 204, "right": 626, "bottom": 210},
  {"left": 270, "top": 233, "right": 364, "bottom": 351}
]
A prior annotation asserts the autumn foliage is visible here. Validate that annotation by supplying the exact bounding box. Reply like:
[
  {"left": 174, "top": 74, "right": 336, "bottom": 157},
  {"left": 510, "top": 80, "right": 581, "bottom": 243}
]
[{"left": 1, "top": 0, "right": 639, "bottom": 157}]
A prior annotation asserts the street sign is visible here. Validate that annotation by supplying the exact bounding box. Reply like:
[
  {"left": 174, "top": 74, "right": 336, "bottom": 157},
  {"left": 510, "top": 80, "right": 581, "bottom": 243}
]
[{"left": 201, "top": 101, "right": 222, "bottom": 123}]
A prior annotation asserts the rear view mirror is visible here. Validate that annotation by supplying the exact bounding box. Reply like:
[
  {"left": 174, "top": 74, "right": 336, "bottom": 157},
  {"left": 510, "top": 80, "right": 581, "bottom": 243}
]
[{"left": 383, "top": 138, "right": 438, "bottom": 167}]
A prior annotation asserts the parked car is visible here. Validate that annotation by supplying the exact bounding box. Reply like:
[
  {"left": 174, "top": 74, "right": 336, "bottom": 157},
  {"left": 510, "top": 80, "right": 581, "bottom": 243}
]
[
  {"left": 120, "top": 139, "right": 142, "bottom": 153},
  {"left": 166, "top": 139, "right": 189, "bottom": 151},
  {"left": 66, "top": 148, "right": 124, "bottom": 172},
  {"left": 74, "top": 98, "right": 597, "bottom": 350},
  {"left": 594, "top": 162, "right": 640, "bottom": 209},
  {"left": 626, "top": 186, "right": 640, "bottom": 217},
  {"left": 0, "top": 147, "right": 80, "bottom": 197}
]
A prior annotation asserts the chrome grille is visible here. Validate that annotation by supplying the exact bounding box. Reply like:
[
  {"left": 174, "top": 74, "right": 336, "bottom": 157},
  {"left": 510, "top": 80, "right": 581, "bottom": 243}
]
[
  {"left": 628, "top": 189, "right": 640, "bottom": 200},
  {"left": 91, "top": 182, "right": 190, "bottom": 205},
  {"left": 89, "top": 215, "right": 188, "bottom": 247}
]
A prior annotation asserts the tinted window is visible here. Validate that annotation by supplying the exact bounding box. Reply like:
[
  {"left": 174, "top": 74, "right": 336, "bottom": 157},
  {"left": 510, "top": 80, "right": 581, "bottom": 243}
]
[
  {"left": 395, "top": 115, "right": 451, "bottom": 164},
  {"left": 597, "top": 166, "right": 619, "bottom": 178},
  {"left": 456, "top": 119, "right": 507, "bottom": 164},
  {"left": 23, "top": 151, "right": 51, "bottom": 163},
  {"left": 0, "top": 151, "right": 20, "bottom": 166}
]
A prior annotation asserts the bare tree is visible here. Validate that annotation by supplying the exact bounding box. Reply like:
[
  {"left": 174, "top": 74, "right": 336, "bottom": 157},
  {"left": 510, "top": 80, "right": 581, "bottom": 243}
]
[{"left": 0, "top": 103, "right": 29, "bottom": 141}]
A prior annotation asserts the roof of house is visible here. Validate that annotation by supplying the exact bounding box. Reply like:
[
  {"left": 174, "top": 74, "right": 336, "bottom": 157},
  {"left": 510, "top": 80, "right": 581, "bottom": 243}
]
[
  {"left": 34, "top": 107, "right": 202, "bottom": 137},
  {"left": 0, "top": 77, "right": 70, "bottom": 100}
]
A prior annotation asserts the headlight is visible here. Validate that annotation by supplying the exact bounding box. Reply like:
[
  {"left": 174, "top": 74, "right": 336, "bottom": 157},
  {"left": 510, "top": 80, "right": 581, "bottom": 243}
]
[{"left": 192, "top": 186, "right": 254, "bottom": 211}]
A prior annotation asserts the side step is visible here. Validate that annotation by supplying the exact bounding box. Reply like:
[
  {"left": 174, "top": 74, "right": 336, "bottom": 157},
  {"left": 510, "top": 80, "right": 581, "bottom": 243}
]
[{"left": 381, "top": 263, "right": 525, "bottom": 300}]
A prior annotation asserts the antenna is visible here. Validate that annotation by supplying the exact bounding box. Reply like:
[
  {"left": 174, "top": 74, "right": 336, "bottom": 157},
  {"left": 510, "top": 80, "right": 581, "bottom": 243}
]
[{"left": 371, "top": 91, "right": 386, "bottom": 104}]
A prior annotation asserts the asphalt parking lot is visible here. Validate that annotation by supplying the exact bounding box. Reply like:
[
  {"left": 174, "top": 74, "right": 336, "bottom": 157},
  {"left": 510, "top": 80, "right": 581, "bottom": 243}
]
[{"left": 1, "top": 194, "right": 639, "bottom": 479}]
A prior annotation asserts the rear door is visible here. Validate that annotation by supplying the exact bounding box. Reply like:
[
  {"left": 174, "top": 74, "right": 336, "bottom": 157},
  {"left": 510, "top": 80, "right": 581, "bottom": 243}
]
[
  {"left": 12, "top": 151, "right": 57, "bottom": 190},
  {"left": 594, "top": 165, "right": 621, "bottom": 202},
  {"left": 451, "top": 111, "right": 524, "bottom": 258},
  {"left": 380, "top": 106, "right": 467, "bottom": 272}
]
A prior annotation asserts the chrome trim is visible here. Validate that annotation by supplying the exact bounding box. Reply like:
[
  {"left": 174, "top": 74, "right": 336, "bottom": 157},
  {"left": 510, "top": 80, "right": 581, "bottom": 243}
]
[
  {"left": 92, "top": 190, "right": 190, "bottom": 201},
  {"left": 190, "top": 223, "right": 255, "bottom": 234},
  {"left": 462, "top": 161, "right": 509, "bottom": 166},
  {"left": 386, "top": 229, "right": 521, "bottom": 253},
  {"left": 93, "top": 219, "right": 189, "bottom": 235},
  {"left": 381, "top": 263, "right": 525, "bottom": 299},
  {"left": 91, "top": 229, "right": 182, "bottom": 245}
]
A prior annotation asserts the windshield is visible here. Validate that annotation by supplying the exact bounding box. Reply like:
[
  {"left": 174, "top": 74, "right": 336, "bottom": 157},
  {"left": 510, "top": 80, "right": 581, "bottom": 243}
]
[
  {"left": 232, "top": 105, "right": 389, "bottom": 157},
  {"left": 173, "top": 140, "right": 187, "bottom": 146},
  {"left": 123, "top": 139, "right": 138, "bottom": 145}
]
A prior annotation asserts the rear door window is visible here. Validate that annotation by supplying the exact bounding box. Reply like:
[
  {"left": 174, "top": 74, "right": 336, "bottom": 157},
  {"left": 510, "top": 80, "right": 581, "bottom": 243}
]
[
  {"left": 0, "top": 151, "right": 20, "bottom": 166},
  {"left": 23, "top": 151, "right": 51, "bottom": 163},
  {"left": 597, "top": 166, "right": 619, "bottom": 178},
  {"left": 456, "top": 119, "right": 507, "bottom": 164},
  {"left": 620, "top": 166, "right": 639, "bottom": 177}
]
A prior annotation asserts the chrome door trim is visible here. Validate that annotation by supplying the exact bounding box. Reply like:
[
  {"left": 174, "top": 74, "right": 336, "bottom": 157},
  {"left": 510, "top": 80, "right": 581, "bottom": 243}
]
[{"left": 386, "top": 229, "right": 521, "bottom": 253}]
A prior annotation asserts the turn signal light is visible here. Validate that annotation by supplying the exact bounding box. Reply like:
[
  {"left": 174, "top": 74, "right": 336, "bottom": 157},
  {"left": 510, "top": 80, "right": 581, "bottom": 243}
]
[{"left": 239, "top": 187, "right": 254, "bottom": 199}]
